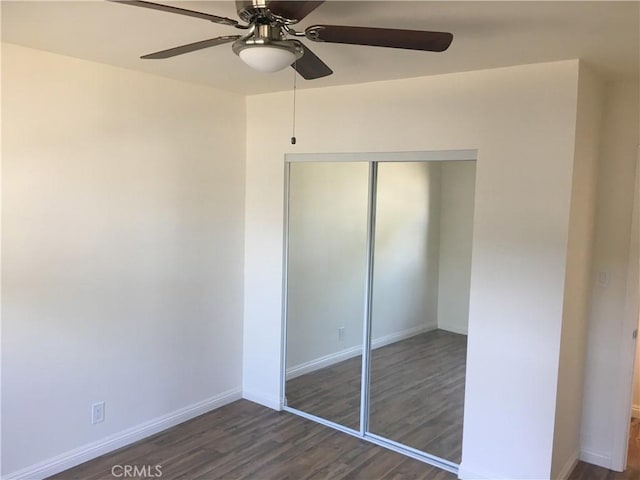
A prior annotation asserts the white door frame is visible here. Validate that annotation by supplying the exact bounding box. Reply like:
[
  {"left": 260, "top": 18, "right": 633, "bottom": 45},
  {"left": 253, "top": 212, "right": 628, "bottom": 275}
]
[{"left": 611, "top": 146, "right": 640, "bottom": 471}]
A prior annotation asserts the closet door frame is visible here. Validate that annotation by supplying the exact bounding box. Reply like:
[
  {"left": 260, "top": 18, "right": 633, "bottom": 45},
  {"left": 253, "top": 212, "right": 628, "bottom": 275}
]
[{"left": 281, "top": 149, "right": 477, "bottom": 475}]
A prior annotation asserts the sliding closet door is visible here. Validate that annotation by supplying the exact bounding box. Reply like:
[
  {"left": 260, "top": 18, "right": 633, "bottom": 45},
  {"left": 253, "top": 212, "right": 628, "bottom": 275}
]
[
  {"left": 368, "top": 161, "right": 475, "bottom": 463},
  {"left": 284, "top": 161, "right": 369, "bottom": 430}
]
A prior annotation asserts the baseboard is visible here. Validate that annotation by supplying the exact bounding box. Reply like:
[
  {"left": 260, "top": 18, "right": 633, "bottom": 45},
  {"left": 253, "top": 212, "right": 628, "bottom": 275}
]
[
  {"left": 2, "top": 388, "right": 242, "bottom": 480},
  {"left": 242, "top": 390, "right": 282, "bottom": 411},
  {"left": 631, "top": 405, "right": 640, "bottom": 418},
  {"left": 438, "top": 325, "right": 469, "bottom": 336},
  {"left": 371, "top": 324, "right": 437, "bottom": 350},
  {"left": 555, "top": 448, "right": 580, "bottom": 480},
  {"left": 286, "top": 324, "right": 436, "bottom": 380},
  {"left": 579, "top": 448, "right": 612, "bottom": 470},
  {"left": 286, "top": 345, "right": 362, "bottom": 380}
]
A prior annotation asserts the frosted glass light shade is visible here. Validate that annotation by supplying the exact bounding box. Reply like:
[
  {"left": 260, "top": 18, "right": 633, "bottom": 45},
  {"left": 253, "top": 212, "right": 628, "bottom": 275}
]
[{"left": 239, "top": 45, "right": 296, "bottom": 72}]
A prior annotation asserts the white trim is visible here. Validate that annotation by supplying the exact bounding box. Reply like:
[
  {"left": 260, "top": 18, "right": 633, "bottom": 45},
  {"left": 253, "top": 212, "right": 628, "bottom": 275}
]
[
  {"left": 632, "top": 405, "right": 640, "bottom": 418},
  {"left": 287, "top": 344, "right": 363, "bottom": 380},
  {"left": 438, "top": 325, "right": 469, "bottom": 336},
  {"left": 241, "top": 390, "right": 282, "bottom": 411},
  {"left": 579, "top": 448, "right": 612, "bottom": 470},
  {"left": 2, "top": 388, "right": 242, "bottom": 480},
  {"left": 285, "top": 325, "right": 436, "bottom": 380},
  {"left": 611, "top": 145, "right": 640, "bottom": 472},
  {"left": 279, "top": 161, "right": 292, "bottom": 414},
  {"left": 372, "top": 324, "right": 437, "bottom": 350},
  {"left": 555, "top": 449, "right": 580, "bottom": 480},
  {"left": 285, "top": 149, "right": 478, "bottom": 164}
]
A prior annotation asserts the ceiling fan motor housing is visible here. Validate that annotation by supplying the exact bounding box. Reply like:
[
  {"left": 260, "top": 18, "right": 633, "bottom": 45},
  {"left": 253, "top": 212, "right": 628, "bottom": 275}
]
[
  {"left": 236, "top": 0, "right": 272, "bottom": 24},
  {"left": 232, "top": 24, "right": 303, "bottom": 56}
]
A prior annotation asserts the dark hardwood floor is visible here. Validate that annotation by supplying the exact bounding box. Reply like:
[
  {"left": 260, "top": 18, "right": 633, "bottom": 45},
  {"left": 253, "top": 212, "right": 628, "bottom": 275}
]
[
  {"left": 569, "top": 417, "right": 640, "bottom": 480},
  {"left": 48, "top": 399, "right": 640, "bottom": 480},
  {"left": 48, "top": 400, "right": 456, "bottom": 480},
  {"left": 47, "top": 331, "right": 638, "bottom": 480},
  {"left": 370, "top": 330, "right": 466, "bottom": 462},
  {"left": 286, "top": 329, "right": 466, "bottom": 463}
]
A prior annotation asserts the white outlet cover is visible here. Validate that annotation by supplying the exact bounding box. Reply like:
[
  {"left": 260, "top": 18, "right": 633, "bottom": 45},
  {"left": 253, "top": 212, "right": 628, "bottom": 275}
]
[{"left": 91, "top": 401, "right": 105, "bottom": 424}]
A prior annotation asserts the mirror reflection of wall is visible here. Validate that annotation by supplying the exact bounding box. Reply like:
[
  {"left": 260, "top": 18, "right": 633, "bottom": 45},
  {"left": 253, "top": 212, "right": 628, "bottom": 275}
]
[
  {"left": 283, "top": 157, "right": 476, "bottom": 466},
  {"left": 369, "top": 161, "right": 476, "bottom": 464},
  {"left": 285, "top": 162, "right": 369, "bottom": 430}
]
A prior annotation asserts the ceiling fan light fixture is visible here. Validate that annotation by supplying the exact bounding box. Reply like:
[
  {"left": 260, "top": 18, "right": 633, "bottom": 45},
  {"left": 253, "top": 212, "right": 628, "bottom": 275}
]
[
  {"left": 233, "top": 36, "right": 304, "bottom": 73},
  {"left": 238, "top": 45, "right": 297, "bottom": 72}
]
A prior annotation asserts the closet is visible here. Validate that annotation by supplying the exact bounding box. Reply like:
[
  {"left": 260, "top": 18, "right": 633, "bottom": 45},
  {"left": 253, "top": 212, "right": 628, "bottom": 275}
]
[{"left": 282, "top": 151, "right": 476, "bottom": 473}]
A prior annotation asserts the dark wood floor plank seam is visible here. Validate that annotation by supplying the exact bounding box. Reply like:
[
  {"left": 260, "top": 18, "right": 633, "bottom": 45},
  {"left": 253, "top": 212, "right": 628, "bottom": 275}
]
[{"left": 286, "top": 329, "right": 466, "bottom": 462}]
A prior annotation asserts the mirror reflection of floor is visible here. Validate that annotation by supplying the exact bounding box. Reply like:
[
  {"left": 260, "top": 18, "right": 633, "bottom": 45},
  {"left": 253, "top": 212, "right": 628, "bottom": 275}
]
[
  {"left": 286, "top": 351, "right": 363, "bottom": 431},
  {"left": 285, "top": 329, "right": 467, "bottom": 463}
]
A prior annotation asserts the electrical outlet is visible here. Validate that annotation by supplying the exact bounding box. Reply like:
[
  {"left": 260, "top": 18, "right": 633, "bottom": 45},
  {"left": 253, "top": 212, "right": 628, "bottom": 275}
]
[
  {"left": 596, "top": 271, "right": 609, "bottom": 288},
  {"left": 91, "top": 401, "right": 105, "bottom": 424},
  {"left": 338, "top": 327, "right": 345, "bottom": 342}
]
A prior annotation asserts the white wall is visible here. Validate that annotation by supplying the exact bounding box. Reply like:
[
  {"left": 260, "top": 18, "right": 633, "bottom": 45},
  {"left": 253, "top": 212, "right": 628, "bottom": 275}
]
[
  {"left": 2, "top": 39, "right": 635, "bottom": 480},
  {"left": 285, "top": 162, "right": 369, "bottom": 369},
  {"left": 551, "top": 63, "right": 604, "bottom": 480},
  {"left": 372, "top": 161, "right": 441, "bottom": 339},
  {"left": 285, "top": 161, "right": 442, "bottom": 372},
  {"left": 579, "top": 80, "right": 640, "bottom": 469},
  {"left": 437, "top": 161, "right": 476, "bottom": 335},
  {"left": 1, "top": 43, "right": 246, "bottom": 477},
  {"left": 243, "top": 60, "right": 582, "bottom": 478}
]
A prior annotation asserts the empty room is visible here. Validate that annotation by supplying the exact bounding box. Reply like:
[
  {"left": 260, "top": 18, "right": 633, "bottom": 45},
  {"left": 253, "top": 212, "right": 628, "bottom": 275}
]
[{"left": 2, "top": 1, "right": 639, "bottom": 479}]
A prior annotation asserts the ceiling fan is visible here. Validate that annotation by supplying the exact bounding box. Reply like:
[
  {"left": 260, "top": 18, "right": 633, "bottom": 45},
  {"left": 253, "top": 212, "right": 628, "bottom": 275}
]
[{"left": 109, "top": 0, "right": 453, "bottom": 79}]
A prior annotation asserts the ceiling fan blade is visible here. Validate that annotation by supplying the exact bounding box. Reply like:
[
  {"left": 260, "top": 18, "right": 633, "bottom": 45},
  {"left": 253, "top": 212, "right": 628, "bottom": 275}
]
[
  {"left": 141, "top": 36, "right": 241, "bottom": 59},
  {"left": 305, "top": 25, "right": 453, "bottom": 52},
  {"left": 292, "top": 43, "right": 333, "bottom": 80},
  {"left": 267, "top": 1, "right": 325, "bottom": 21},
  {"left": 108, "top": 1, "right": 239, "bottom": 27}
]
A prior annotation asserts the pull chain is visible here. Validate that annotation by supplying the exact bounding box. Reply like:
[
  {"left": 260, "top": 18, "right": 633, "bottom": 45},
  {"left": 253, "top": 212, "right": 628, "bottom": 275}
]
[{"left": 291, "top": 63, "right": 297, "bottom": 145}]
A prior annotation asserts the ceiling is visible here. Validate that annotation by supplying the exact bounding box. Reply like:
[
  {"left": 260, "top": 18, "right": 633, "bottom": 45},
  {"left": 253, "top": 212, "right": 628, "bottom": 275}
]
[{"left": 2, "top": 1, "right": 638, "bottom": 95}]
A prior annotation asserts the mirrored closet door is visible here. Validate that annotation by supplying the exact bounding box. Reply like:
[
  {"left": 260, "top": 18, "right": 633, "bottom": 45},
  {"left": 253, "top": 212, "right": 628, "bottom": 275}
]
[
  {"left": 368, "top": 161, "right": 475, "bottom": 464},
  {"left": 283, "top": 153, "right": 476, "bottom": 470},
  {"left": 284, "top": 161, "right": 369, "bottom": 431}
]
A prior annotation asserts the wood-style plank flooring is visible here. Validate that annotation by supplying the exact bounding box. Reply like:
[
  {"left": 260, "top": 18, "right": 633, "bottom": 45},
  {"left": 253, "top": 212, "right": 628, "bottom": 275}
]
[
  {"left": 569, "top": 417, "right": 640, "bottom": 480},
  {"left": 48, "top": 332, "right": 640, "bottom": 480},
  {"left": 48, "top": 400, "right": 640, "bottom": 480},
  {"left": 48, "top": 400, "right": 456, "bottom": 480},
  {"left": 286, "top": 329, "right": 466, "bottom": 463}
]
